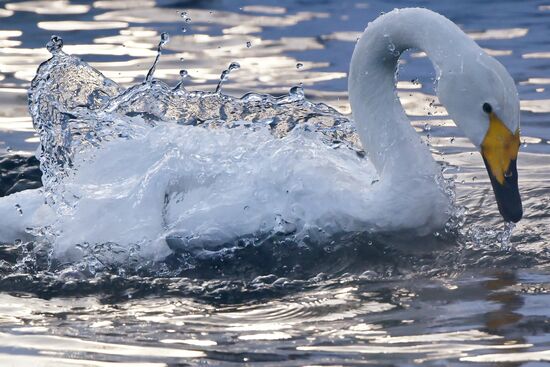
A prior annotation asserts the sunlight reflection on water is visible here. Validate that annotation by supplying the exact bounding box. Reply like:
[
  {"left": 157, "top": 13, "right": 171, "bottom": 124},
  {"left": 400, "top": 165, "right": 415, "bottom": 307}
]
[
  {"left": 0, "top": 0, "right": 548, "bottom": 157},
  {"left": 0, "top": 0, "right": 549, "bottom": 366}
]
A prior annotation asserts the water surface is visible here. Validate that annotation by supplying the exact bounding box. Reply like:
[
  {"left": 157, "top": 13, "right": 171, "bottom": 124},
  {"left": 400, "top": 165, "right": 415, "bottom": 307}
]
[{"left": 0, "top": 0, "right": 549, "bottom": 365}]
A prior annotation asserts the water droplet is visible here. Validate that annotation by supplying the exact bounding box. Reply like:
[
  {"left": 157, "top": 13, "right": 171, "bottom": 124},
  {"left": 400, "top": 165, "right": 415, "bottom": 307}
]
[
  {"left": 174, "top": 69, "right": 189, "bottom": 91},
  {"left": 46, "top": 35, "right": 63, "bottom": 54},
  {"left": 6, "top": 146, "right": 12, "bottom": 152},
  {"left": 185, "top": 17, "right": 191, "bottom": 23},
  {"left": 504, "top": 170, "right": 513, "bottom": 178},
  {"left": 215, "top": 62, "right": 240, "bottom": 93},
  {"left": 450, "top": 137, "right": 455, "bottom": 143},
  {"left": 160, "top": 32, "right": 170, "bottom": 46},
  {"left": 246, "top": 41, "right": 252, "bottom": 48},
  {"left": 296, "top": 62, "right": 304, "bottom": 69},
  {"left": 228, "top": 62, "right": 240, "bottom": 71},
  {"left": 181, "top": 27, "right": 187, "bottom": 33},
  {"left": 289, "top": 85, "right": 305, "bottom": 98},
  {"left": 472, "top": 176, "right": 477, "bottom": 181},
  {"left": 180, "top": 11, "right": 187, "bottom": 17},
  {"left": 423, "top": 123, "right": 431, "bottom": 131},
  {"left": 14, "top": 203, "right": 23, "bottom": 216}
]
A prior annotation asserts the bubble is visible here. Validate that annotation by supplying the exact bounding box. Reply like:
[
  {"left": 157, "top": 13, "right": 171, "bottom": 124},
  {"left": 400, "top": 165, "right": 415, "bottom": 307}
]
[{"left": 296, "top": 63, "right": 304, "bottom": 69}]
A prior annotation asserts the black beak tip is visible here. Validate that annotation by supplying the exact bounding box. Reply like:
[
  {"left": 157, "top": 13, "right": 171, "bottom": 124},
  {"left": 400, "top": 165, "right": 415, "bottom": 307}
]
[
  {"left": 501, "top": 205, "right": 523, "bottom": 223},
  {"left": 483, "top": 158, "right": 523, "bottom": 224}
]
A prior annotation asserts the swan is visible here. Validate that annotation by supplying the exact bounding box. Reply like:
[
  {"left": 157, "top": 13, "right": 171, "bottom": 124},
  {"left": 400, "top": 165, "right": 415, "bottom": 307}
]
[
  {"left": 349, "top": 7, "right": 522, "bottom": 223},
  {"left": 0, "top": 8, "right": 522, "bottom": 254}
]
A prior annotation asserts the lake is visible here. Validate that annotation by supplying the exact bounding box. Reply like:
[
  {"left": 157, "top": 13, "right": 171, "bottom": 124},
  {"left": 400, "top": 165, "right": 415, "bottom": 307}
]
[{"left": 0, "top": 0, "right": 549, "bottom": 365}]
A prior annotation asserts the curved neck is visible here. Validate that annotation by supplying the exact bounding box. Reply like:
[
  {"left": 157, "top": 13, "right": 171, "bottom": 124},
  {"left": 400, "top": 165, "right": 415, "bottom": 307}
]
[{"left": 349, "top": 8, "right": 473, "bottom": 179}]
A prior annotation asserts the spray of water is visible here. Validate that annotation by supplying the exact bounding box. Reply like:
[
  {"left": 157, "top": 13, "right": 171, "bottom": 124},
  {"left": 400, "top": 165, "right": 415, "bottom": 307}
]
[{"left": 18, "top": 33, "right": 530, "bottom": 278}]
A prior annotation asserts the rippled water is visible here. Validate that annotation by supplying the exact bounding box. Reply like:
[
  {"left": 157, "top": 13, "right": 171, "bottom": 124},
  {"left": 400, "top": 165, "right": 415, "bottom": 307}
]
[{"left": 0, "top": 0, "right": 549, "bottom": 365}]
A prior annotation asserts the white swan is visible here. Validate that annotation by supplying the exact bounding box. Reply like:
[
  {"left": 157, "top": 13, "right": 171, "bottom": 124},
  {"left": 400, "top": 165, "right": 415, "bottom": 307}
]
[
  {"left": 0, "top": 8, "right": 522, "bottom": 255},
  {"left": 349, "top": 8, "right": 522, "bottom": 223}
]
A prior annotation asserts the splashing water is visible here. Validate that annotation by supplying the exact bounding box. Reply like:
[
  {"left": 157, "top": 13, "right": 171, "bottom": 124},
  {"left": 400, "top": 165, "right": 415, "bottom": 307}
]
[
  {"left": 25, "top": 34, "right": 394, "bottom": 264},
  {"left": 174, "top": 69, "right": 188, "bottom": 91},
  {"left": 0, "top": 3, "right": 548, "bottom": 366},
  {"left": 16, "top": 33, "right": 530, "bottom": 277},
  {"left": 215, "top": 62, "right": 241, "bottom": 93},
  {"left": 45, "top": 35, "right": 63, "bottom": 54},
  {"left": 145, "top": 32, "right": 170, "bottom": 83}
]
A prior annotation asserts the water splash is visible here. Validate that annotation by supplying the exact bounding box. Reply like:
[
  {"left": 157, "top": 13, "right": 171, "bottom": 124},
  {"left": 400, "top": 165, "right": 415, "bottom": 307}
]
[
  {"left": 498, "top": 221, "right": 516, "bottom": 249},
  {"left": 5, "top": 33, "right": 542, "bottom": 288},
  {"left": 19, "top": 36, "right": 490, "bottom": 277},
  {"left": 215, "top": 62, "right": 241, "bottom": 93},
  {"left": 173, "top": 69, "right": 189, "bottom": 90},
  {"left": 28, "top": 38, "right": 123, "bottom": 210},
  {"left": 145, "top": 32, "right": 170, "bottom": 83},
  {"left": 46, "top": 35, "right": 63, "bottom": 54},
  {"left": 24, "top": 39, "right": 368, "bottom": 250}
]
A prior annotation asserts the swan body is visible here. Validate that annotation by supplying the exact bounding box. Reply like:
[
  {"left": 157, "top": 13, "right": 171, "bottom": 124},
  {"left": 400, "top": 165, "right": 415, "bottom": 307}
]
[{"left": 0, "top": 8, "right": 522, "bottom": 256}]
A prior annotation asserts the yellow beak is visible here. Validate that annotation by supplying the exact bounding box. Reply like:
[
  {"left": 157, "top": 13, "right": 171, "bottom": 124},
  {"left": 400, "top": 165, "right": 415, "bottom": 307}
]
[{"left": 480, "top": 112, "right": 522, "bottom": 222}]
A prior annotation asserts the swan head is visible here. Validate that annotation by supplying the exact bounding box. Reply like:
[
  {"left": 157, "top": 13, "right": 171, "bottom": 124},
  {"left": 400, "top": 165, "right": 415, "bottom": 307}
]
[{"left": 436, "top": 51, "right": 522, "bottom": 223}]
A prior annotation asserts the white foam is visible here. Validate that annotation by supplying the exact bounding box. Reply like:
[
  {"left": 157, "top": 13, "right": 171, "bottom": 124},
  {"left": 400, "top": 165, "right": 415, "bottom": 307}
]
[{"left": 0, "top": 121, "right": 450, "bottom": 260}]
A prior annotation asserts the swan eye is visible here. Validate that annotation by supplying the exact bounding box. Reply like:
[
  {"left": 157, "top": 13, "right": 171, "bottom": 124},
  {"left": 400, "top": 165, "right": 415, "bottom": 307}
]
[{"left": 482, "top": 102, "right": 493, "bottom": 114}]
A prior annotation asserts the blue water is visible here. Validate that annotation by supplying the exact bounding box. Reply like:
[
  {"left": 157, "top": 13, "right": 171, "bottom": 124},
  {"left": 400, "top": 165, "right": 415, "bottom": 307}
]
[{"left": 0, "top": 0, "right": 549, "bottom": 365}]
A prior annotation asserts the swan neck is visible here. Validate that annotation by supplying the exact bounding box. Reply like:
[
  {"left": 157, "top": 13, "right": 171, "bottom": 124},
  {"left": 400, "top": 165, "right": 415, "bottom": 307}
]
[{"left": 349, "top": 9, "right": 471, "bottom": 179}]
